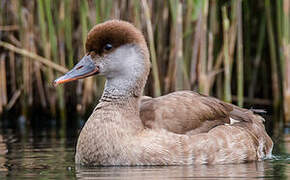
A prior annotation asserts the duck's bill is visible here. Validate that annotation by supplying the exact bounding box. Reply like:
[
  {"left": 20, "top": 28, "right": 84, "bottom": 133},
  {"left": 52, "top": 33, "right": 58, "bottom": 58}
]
[{"left": 53, "top": 55, "right": 99, "bottom": 86}]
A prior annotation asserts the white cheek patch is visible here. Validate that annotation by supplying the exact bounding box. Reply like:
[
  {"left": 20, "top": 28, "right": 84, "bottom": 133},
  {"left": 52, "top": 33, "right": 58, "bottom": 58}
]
[
  {"left": 104, "top": 44, "right": 144, "bottom": 78},
  {"left": 101, "top": 44, "right": 146, "bottom": 95}
]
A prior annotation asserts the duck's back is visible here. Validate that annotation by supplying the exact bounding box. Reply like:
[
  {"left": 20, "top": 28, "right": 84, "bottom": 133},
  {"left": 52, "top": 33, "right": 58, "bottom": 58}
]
[{"left": 140, "top": 91, "right": 254, "bottom": 135}]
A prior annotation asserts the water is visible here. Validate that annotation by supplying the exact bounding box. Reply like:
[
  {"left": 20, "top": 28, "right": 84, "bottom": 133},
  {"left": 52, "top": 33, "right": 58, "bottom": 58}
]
[{"left": 0, "top": 118, "right": 289, "bottom": 179}]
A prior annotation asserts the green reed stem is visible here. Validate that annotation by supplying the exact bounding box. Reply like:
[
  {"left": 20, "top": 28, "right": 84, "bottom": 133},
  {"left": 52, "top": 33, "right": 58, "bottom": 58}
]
[
  {"left": 222, "top": 6, "right": 232, "bottom": 103},
  {"left": 249, "top": 17, "right": 266, "bottom": 99},
  {"left": 44, "top": 0, "right": 66, "bottom": 117},
  {"left": 64, "top": 0, "right": 74, "bottom": 68},
  {"left": 236, "top": 0, "right": 244, "bottom": 107},
  {"left": 265, "top": 0, "right": 281, "bottom": 114}
]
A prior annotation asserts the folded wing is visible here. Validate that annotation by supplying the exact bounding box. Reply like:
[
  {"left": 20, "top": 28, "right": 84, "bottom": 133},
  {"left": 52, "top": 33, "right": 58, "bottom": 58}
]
[{"left": 140, "top": 91, "right": 253, "bottom": 135}]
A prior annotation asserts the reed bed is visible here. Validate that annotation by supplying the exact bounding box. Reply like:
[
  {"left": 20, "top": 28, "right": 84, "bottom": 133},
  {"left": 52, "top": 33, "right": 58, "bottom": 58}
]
[{"left": 0, "top": 0, "right": 289, "bottom": 127}]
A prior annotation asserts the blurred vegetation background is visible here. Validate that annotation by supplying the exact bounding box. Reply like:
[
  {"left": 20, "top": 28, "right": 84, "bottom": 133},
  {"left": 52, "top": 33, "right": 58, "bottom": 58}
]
[{"left": 0, "top": 0, "right": 289, "bottom": 130}]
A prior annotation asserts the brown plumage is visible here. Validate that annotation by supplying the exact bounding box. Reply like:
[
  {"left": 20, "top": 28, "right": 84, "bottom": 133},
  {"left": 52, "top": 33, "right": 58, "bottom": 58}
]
[
  {"left": 139, "top": 91, "right": 254, "bottom": 135},
  {"left": 55, "top": 20, "right": 273, "bottom": 166}
]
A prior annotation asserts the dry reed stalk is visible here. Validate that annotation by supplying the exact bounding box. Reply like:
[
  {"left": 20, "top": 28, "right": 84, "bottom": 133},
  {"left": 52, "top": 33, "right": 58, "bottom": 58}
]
[
  {"left": 0, "top": 86, "right": 2, "bottom": 114},
  {"left": 80, "top": 0, "right": 94, "bottom": 111},
  {"left": 190, "top": 12, "right": 202, "bottom": 88},
  {"left": 0, "top": 58, "right": 4, "bottom": 114},
  {"left": 206, "top": 1, "right": 218, "bottom": 87},
  {"left": 157, "top": 4, "right": 170, "bottom": 93},
  {"left": 207, "top": 33, "right": 213, "bottom": 74},
  {"left": 131, "top": 0, "right": 141, "bottom": 28},
  {"left": 27, "top": 2, "right": 38, "bottom": 105},
  {"left": 34, "top": 63, "right": 47, "bottom": 108},
  {"left": 183, "top": 0, "right": 193, "bottom": 74},
  {"left": 141, "top": 0, "right": 161, "bottom": 96},
  {"left": 175, "top": 0, "right": 189, "bottom": 90},
  {"left": 27, "top": 1, "right": 47, "bottom": 108},
  {"left": 93, "top": 0, "right": 106, "bottom": 98},
  {"left": 7, "top": 34, "right": 21, "bottom": 47},
  {"left": 198, "top": 0, "right": 210, "bottom": 94},
  {"left": 0, "top": 41, "right": 68, "bottom": 73},
  {"left": 9, "top": 51, "right": 16, "bottom": 92},
  {"left": 20, "top": 5, "right": 32, "bottom": 105},
  {"left": 166, "top": 1, "right": 177, "bottom": 92},
  {"left": 32, "top": 55, "right": 47, "bottom": 108},
  {"left": 127, "top": 0, "right": 135, "bottom": 23},
  {"left": 151, "top": 0, "right": 169, "bottom": 94},
  {"left": 216, "top": 73, "right": 223, "bottom": 99},
  {"left": 0, "top": 25, "right": 19, "bottom": 31},
  {"left": 0, "top": 54, "right": 7, "bottom": 107},
  {"left": 206, "top": 32, "right": 214, "bottom": 93},
  {"left": 6, "top": 89, "right": 21, "bottom": 110},
  {"left": 166, "top": 0, "right": 187, "bottom": 92},
  {"left": 190, "top": 0, "right": 219, "bottom": 93},
  {"left": 111, "top": 0, "right": 120, "bottom": 19}
]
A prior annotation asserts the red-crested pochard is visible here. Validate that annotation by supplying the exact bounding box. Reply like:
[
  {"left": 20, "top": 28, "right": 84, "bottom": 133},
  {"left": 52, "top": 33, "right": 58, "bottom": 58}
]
[{"left": 54, "top": 20, "right": 273, "bottom": 166}]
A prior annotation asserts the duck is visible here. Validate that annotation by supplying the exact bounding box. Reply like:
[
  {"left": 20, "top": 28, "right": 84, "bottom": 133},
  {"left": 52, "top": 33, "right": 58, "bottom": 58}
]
[{"left": 54, "top": 20, "right": 273, "bottom": 166}]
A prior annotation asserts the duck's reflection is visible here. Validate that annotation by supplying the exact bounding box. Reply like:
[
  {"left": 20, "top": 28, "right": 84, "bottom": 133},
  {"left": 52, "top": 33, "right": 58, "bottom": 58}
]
[
  {"left": 75, "top": 162, "right": 272, "bottom": 179},
  {"left": 0, "top": 134, "right": 8, "bottom": 175}
]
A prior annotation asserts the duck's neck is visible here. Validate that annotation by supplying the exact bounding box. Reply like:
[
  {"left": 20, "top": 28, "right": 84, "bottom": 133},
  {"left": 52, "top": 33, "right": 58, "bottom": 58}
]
[
  {"left": 93, "top": 76, "right": 145, "bottom": 132},
  {"left": 98, "top": 73, "right": 146, "bottom": 114},
  {"left": 97, "top": 43, "right": 149, "bottom": 109},
  {"left": 96, "top": 44, "right": 149, "bottom": 128}
]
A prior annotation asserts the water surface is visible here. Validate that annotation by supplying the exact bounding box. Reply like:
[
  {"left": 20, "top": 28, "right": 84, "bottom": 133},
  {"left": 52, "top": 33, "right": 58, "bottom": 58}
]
[{"left": 0, "top": 118, "right": 289, "bottom": 179}]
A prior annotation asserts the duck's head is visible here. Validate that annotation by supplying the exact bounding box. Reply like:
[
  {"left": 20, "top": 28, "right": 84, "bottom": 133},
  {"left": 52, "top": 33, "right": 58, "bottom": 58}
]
[{"left": 54, "top": 20, "right": 150, "bottom": 94}]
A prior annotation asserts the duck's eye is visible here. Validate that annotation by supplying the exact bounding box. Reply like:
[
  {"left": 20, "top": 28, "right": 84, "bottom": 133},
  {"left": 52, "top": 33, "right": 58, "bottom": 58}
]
[{"left": 104, "top": 43, "right": 113, "bottom": 51}]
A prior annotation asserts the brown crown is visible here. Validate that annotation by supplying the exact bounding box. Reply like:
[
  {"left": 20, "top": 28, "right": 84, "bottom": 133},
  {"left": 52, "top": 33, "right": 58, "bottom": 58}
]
[{"left": 85, "top": 20, "right": 146, "bottom": 54}]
